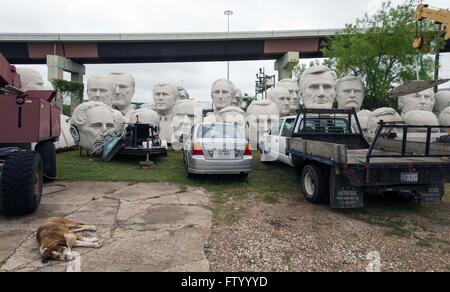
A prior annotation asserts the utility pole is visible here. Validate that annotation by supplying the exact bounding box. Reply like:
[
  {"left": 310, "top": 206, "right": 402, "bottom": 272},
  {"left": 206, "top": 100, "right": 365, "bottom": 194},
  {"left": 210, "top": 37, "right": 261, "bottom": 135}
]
[{"left": 224, "top": 10, "right": 233, "bottom": 80}]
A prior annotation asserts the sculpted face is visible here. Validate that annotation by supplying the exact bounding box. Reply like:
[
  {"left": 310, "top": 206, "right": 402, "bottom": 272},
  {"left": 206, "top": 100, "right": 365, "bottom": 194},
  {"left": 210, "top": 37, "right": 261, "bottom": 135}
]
[
  {"left": 177, "top": 87, "right": 189, "bottom": 100},
  {"left": 435, "top": 91, "right": 450, "bottom": 114},
  {"left": 71, "top": 103, "right": 116, "bottom": 155},
  {"left": 337, "top": 77, "right": 364, "bottom": 111},
  {"left": 277, "top": 79, "right": 300, "bottom": 113},
  {"left": 300, "top": 66, "right": 337, "bottom": 109},
  {"left": 171, "top": 101, "right": 202, "bottom": 145},
  {"left": 110, "top": 73, "right": 135, "bottom": 113},
  {"left": 232, "top": 88, "right": 243, "bottom": 107},
  {"left": 267, "top": 87, "right": 291, "bottom": 117},
  {"left": 17, "top": 68, "right": 45, "bottom": 91},
  {"left": 219, "top": 106, "right": 246, "bottom": 136},
  {"left": 87, "top": 76, "right": 115, "bottom": 107},
  {"left": 212, "top": 79, "right": 235, "bottom": 111},
  {"left": 154, "top": 84, "right": 178, "bottom": 115},
  {"left": 246, "top": 101, "right": 280, "bottom": 148},
  {"left": 399, "top": 88, "right": 435, "bottom": 114}
]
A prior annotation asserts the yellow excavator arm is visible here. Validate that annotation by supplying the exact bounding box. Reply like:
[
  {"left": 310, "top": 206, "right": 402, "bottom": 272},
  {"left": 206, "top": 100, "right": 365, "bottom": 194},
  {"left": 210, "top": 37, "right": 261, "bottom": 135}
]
[{"left": 414, "top": 4, "right": 450, "bottom": 41}]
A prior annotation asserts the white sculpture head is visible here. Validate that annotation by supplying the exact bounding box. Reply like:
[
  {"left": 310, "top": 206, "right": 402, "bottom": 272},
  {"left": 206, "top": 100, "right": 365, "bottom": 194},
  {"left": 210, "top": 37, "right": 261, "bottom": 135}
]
[
  {"left": 403, "top": 110, "right": 439, "bottom": 133},
  {"left": 177, "top": 87, "right": 190, "bottom": 100},
  {"left": 128, "top": 108, "right": 160, "bottom": 125},
  {"left": 211, "top": 79, "right": 235, "bottom": 111},
  {"left": 87, "top": 76, "right": 116, "bottom": 107},
  {"left": 435, "top": 91, "right": 450, "bottom": 114},
  {"left": 218, "top": 106, "right": 246, "bottom": 137},
  {"left": 16, "top": 68, "right": 45, "bottom": 91},
  {"left": 398, "top": 88, "right": 435, "bottom": 115},
  {"left": 336, "top": 76, "right": 365, "bottom": 111},
  {"left": 367, "top": 107, "right": 402, "bottom": 137},
  {"left": 70, "top": 102, "right": 121, "bottom": 155},
  {"left": 439, "top": 106, "right": 450, "bottom": 127},
  {"left": 267, "top": 87, "right": 291, "bottom": 117},
  {"left": 153, "top": 83, "right": 179, "bottom": 116},
  {"left": 246, "top": 100, "right": 280, "bottom": 148},
  {"left": 109, "top": 73, "right": 135, "bottom": 114},
  {"left": 277, "top": 79, "right": 300, "bottom": 114},
  {"left": 232, "top": 88, "right": 243, "bottom": 107},
  {"left": 356, "top": 110, "right": 372, "bottom": 132},
  {"left": 171, "top": 100, "right": 203, "bottom": 146},
  {"left": 300, "top": 65, "right": 337, "bottom": 109}
]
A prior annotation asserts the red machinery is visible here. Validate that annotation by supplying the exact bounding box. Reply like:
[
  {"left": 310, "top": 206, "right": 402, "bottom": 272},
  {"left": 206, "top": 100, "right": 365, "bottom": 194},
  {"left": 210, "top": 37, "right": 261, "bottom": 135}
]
[{"left": 0, "top": 53, "right": 60, "bottom": 216}]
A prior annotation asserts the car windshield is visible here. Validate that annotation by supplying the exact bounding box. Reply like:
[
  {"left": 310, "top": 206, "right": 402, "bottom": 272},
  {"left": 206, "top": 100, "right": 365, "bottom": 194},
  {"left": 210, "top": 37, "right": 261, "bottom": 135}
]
[
  {"left": 197, "top": 124, "right": 244, "bottom": 139},
  {"left": 298, "top": 118, "right": 350, "bottom": 134}
]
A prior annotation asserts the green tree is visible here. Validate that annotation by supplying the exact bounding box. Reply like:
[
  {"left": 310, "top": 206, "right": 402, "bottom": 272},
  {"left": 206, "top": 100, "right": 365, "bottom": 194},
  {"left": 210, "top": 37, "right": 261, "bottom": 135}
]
[{"left": 322, "top": 1, "right": 444, "bottom": 110}]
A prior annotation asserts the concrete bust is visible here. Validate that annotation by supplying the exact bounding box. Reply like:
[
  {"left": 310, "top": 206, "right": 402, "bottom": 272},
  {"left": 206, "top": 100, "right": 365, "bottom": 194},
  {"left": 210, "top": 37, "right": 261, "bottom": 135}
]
[
  {"left": 171, "top": 100, "right": 203, "bottom": 150},
  {"left": 109, "top": 73, "right": 135, "bottom": 116},
  {"left": 246, "top": 100, "right": 280, "bottom": 148},
  {"left": 439, "top": 106, "right": 450, "bottom": 127},
  {"left": 16, "top": 68, "right": 45, "bottom": 91},
  {"left": 70, "top": 102, "right": 123, "bottom": 155},
  {"left": 403, "top": 110, "right": 439, "bottom": 133},
  {"left": 153, "top": 83, "right": 179, "bottom": 116},
  {"left": 177, "top": 86, "right": 190, "bottom": 100},
  {"left": 232, "top": 88, "right": 243, "bottom": 107},
  {"left": 211, "top": 79, "right": 235, "bottom": 112},
  {"left": 398, "top": 88, "right": 435, "bottom": 115},
  {"left": 277, "top": 79, "right": 300, "bottom": 114},
  {"left": 337, "top": 76, "right": 365, "bottom": 111},
  {"left": 300, "top": 65, "right": 337, "bottom": 109},
  {"left": 435, "top": 91, "right": 450, "bottom": 114},
  {"left": 367, "top": 107, "right": 402, "bottom": 137},
  {"left": 267, "top": 87, "right": 291, "bottom": 117},
  {"left": 87, "top": 76, "right": 116, "bottom": 107}
]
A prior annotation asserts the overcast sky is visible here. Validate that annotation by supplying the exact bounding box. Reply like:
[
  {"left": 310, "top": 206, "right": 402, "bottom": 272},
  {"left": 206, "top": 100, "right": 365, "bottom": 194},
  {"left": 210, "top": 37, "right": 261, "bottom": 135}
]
[{"left": 1, "top": 0, "right": 449, "bottom": 104}]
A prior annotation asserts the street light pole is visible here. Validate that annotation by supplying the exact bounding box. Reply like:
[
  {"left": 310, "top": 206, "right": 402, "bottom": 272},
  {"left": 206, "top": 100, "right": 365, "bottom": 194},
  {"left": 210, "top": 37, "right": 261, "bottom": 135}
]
[{"left": 224, "top": 10, "right": 233, "bottom": 80}]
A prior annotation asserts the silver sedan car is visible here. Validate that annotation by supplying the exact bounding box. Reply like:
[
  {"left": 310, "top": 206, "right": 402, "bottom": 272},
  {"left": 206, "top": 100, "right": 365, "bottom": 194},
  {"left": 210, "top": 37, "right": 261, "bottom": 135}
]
[{"left": 183, "top": 123, "right": 253, "bottom": 178}]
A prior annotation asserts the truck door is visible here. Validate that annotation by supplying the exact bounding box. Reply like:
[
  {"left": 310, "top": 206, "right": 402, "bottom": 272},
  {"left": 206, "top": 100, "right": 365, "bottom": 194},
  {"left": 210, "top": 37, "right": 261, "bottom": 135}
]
[{"left": 279, "top": 118, "right": 296, "bottom": 166}]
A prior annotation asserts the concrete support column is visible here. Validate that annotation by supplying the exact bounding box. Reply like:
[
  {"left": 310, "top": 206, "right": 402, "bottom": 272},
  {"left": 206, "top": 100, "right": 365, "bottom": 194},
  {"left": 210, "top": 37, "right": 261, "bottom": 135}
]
[
  {"left": 275, "top": 52, "right": 299, "bottom": 81},
  {"left": 47, "top": 55, "right": 86, "bottom": 112}
]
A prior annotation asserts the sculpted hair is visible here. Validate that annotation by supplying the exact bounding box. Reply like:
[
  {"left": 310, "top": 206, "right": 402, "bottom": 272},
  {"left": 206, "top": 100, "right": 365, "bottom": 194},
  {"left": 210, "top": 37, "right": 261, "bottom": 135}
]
[
  {"left": 71, "top": 101, "right": 114, "bottom": 128},
  {"left": 87, "top": 76, "right": 116, "bottom": 91},
  {"left": 336, "top": 76, "right": 364, "bottom": 90},
  {"left": 299, "top": 65, "right": 337, "bottom": 92},
  {"left": 211, "top": 79, "right": 236, "bottom": 96},
  {"left": 109, "top": 73, "right": 135, "bottom": 88},
  {"left": 153, "top": 83, "right": 179, "bottom": 97}
]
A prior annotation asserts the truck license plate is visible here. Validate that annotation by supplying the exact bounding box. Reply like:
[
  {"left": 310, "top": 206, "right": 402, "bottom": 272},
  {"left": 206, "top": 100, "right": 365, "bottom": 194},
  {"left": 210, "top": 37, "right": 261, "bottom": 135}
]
[{"left": 401, "top": 172, "right": 418, "bottom": 183}]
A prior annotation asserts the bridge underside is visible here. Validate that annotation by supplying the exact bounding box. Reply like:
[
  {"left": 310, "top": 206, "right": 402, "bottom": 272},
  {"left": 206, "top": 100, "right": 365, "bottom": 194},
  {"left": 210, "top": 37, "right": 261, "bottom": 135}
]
[{"left": 0, "top": 38, "right": 326, "bottom": 65}]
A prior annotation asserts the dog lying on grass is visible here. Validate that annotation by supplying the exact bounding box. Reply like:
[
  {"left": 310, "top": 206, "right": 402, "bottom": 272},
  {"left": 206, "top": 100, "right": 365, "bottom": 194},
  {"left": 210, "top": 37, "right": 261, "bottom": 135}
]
[{"left": 37, "top": 217, "right": 100, "bottom": 262}]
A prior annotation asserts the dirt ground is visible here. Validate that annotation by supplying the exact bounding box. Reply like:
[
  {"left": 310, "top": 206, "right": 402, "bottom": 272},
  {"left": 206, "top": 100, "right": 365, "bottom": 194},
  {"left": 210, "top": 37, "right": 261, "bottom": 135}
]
[{"left": 207, "top": 194, "right": 450, "bottom": 272}]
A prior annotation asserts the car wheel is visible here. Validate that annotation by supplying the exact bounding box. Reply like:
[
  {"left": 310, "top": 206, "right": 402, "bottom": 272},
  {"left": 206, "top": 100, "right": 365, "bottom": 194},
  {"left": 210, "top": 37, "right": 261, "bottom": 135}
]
[
  {"left": 301, "top": 164, "right": 329, "bottom": 204},
  {"left": 1, "top": 151, "right": 43, "bottom": 216}
]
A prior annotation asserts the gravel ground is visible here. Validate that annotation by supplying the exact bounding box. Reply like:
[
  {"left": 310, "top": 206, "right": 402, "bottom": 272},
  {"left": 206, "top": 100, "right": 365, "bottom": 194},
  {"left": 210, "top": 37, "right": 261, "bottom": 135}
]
[{"left": 207, "top": 195, "right": 450, "bottom": 272}]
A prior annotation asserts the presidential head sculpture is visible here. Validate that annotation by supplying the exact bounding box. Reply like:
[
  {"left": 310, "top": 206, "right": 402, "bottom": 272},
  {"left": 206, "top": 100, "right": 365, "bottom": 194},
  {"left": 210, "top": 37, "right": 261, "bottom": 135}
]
[
  {"left": 232, "top": 88, "right": 244, "bottom": 107},
  {"left": 177, "top": 86, "right": 190, "bottom": 100},
  {"left": 435, "top": 91, "right": 450, "bottom": 114},
  {"left": 218, "top": 106, "right": 246, "bottom": 136},
  {"left": 267, "top": 87, "right": 291, "bottom": 117},
  {"left": 211, "top": 79, "right": 235, "bottom": 112},
  {"left": 398, "top": 88, "right": 435, "bottom": 115},
  {"left": 246, "top": 100, "right": 280, "bottom": 148},
  {"left": 70, "top": 102, "right": 124, "bottom": 155},
  {"left": 403, "top": 110, "right": 439, "bottom": 133},
  {"left": 355, "top": 110, "right": 372, "bottom": 134},
  {"left": 153, "top": 83, "right": 179, "bottom": 116},
  {"left": 277, "top": 79, "right": 300, "bottom": 114},
  {"left": 87, "top": 76, "right": 116, "bottom": 107},
  {"left": 128, "top": 108, "right": 160, "bottom": 125},
  {"left": 299, "top": 65, "right": 337, "bottom": 109},
  {"left": 439, "top": 106, "right": 450, "bottom": 128},
  {"left": 109, "top": 73, "right": 135, "bottom": 115},
  {"left": 336, "top": 76, "right": 365, "bottom": 111},
  {"left": 171, "top": 100, "right": 203, "bottom": 148},
  {"left": 367, "top": 107, "right": 402, "bottom": 137},
  {"left": 16, "top": 68, "right": 45, "bottom": 91}
]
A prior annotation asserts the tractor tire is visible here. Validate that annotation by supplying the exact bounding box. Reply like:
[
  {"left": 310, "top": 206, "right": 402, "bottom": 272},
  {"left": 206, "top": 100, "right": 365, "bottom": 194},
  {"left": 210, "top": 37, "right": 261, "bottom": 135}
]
[
  {"left": 301, "top": 164, "right": 329, "bottom": 204},
  {"left": 35, "top": 141, "right": 57, "bottom": 182},
  {"left": 0, "top": 151, "right": 43, "bottom": 216}
]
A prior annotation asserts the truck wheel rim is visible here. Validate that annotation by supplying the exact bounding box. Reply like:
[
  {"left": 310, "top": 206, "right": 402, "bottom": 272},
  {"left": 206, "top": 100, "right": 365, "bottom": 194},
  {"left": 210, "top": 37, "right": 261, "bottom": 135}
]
[{"left": 305, "top": 171, "right": 315, "bottom": 195}]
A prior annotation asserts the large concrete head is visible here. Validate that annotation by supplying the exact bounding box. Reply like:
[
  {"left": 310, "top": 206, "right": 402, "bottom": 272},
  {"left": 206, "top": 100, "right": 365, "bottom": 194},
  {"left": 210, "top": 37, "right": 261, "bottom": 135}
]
[
  {"left": 367, "top": 107, "right": 402, "bottom": 137},
  {"left": 211, "top": 79, "right": 235, "bottom": 111},
  {"left": 336, "top": 76, "right": 365, "bottom": 111},
  {"left": 109, "top": 73, "right": 135, "bottom": 114},
  {"left": 218, "top": 106, "right": 246, "bottom": 136},
  {"left": 153, "top": 83, "right": 179, "bottom": 116},
  {"left": 403, "top": 110, "right": 439, "bottom": 133},
  {"left": 246, "top": 100, "right": 280, "bottom": 148},
  {"left": 232, "top": 88, "right": 243, "bottom": 107},
  {"left": 16, "top": 67, "right": 45, "bottom": 91},
  {"left": 128, "top": 108, "right": 160, "bottom": 125},
  {"left": 277, "top": 79, "right": 300, "bottom": 114},
  {"left": 171, "top": 100, "right": 203, "bottom": 146},
  {"left": 267, "top": 87, "right": 291, "bottom": 117},
  {"left": 398, "top": 88, "right": 435, "bottom": 115},
  {"left": 87, "top": 76, "right": 116, "bottom": 107},
  {"left": 435, "top": 91, "right": 450, "bottom": 114},
  {"left": 299, "top": 65, "right": 337, "bottom": 109},
  {"left": 70, "top": 101, "right": 123, "bottom": 155},
  {"left": 177, "top": 86, "right": 190, "bottom": 100},
  {"left": 439, "top": 106, "right": 450, "bottom": 127}
]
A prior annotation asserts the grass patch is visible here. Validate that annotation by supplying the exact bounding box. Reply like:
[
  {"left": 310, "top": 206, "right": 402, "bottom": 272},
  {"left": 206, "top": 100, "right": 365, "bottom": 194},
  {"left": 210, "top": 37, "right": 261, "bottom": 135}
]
[
  {"left": 57, "top": 150, "right": 300, "bottom": 225},
  {"left": 416, "top": 239, "right": 433, "bottom": 248},
  {"left": 282, "top": 252, "right": 294, "bottom": 265}
]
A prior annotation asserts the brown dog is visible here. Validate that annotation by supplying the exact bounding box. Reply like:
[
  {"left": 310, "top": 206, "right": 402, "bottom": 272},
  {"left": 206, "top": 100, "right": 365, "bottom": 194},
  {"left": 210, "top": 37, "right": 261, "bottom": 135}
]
[{"left": 37, "top": 217, "right": 100, "bottom": 262}]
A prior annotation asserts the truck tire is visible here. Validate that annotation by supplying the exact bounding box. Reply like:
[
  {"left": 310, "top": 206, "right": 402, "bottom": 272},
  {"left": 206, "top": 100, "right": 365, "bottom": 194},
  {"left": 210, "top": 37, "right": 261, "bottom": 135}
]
[
  {"left": 0, "top": 151, "right": 43, "bottom": 216},
  {"left": 35, "top": 141, "right": 57, "bottom": 182},
  {"left": 301, "top": 164, "right": 329, "bottom": 204}
]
